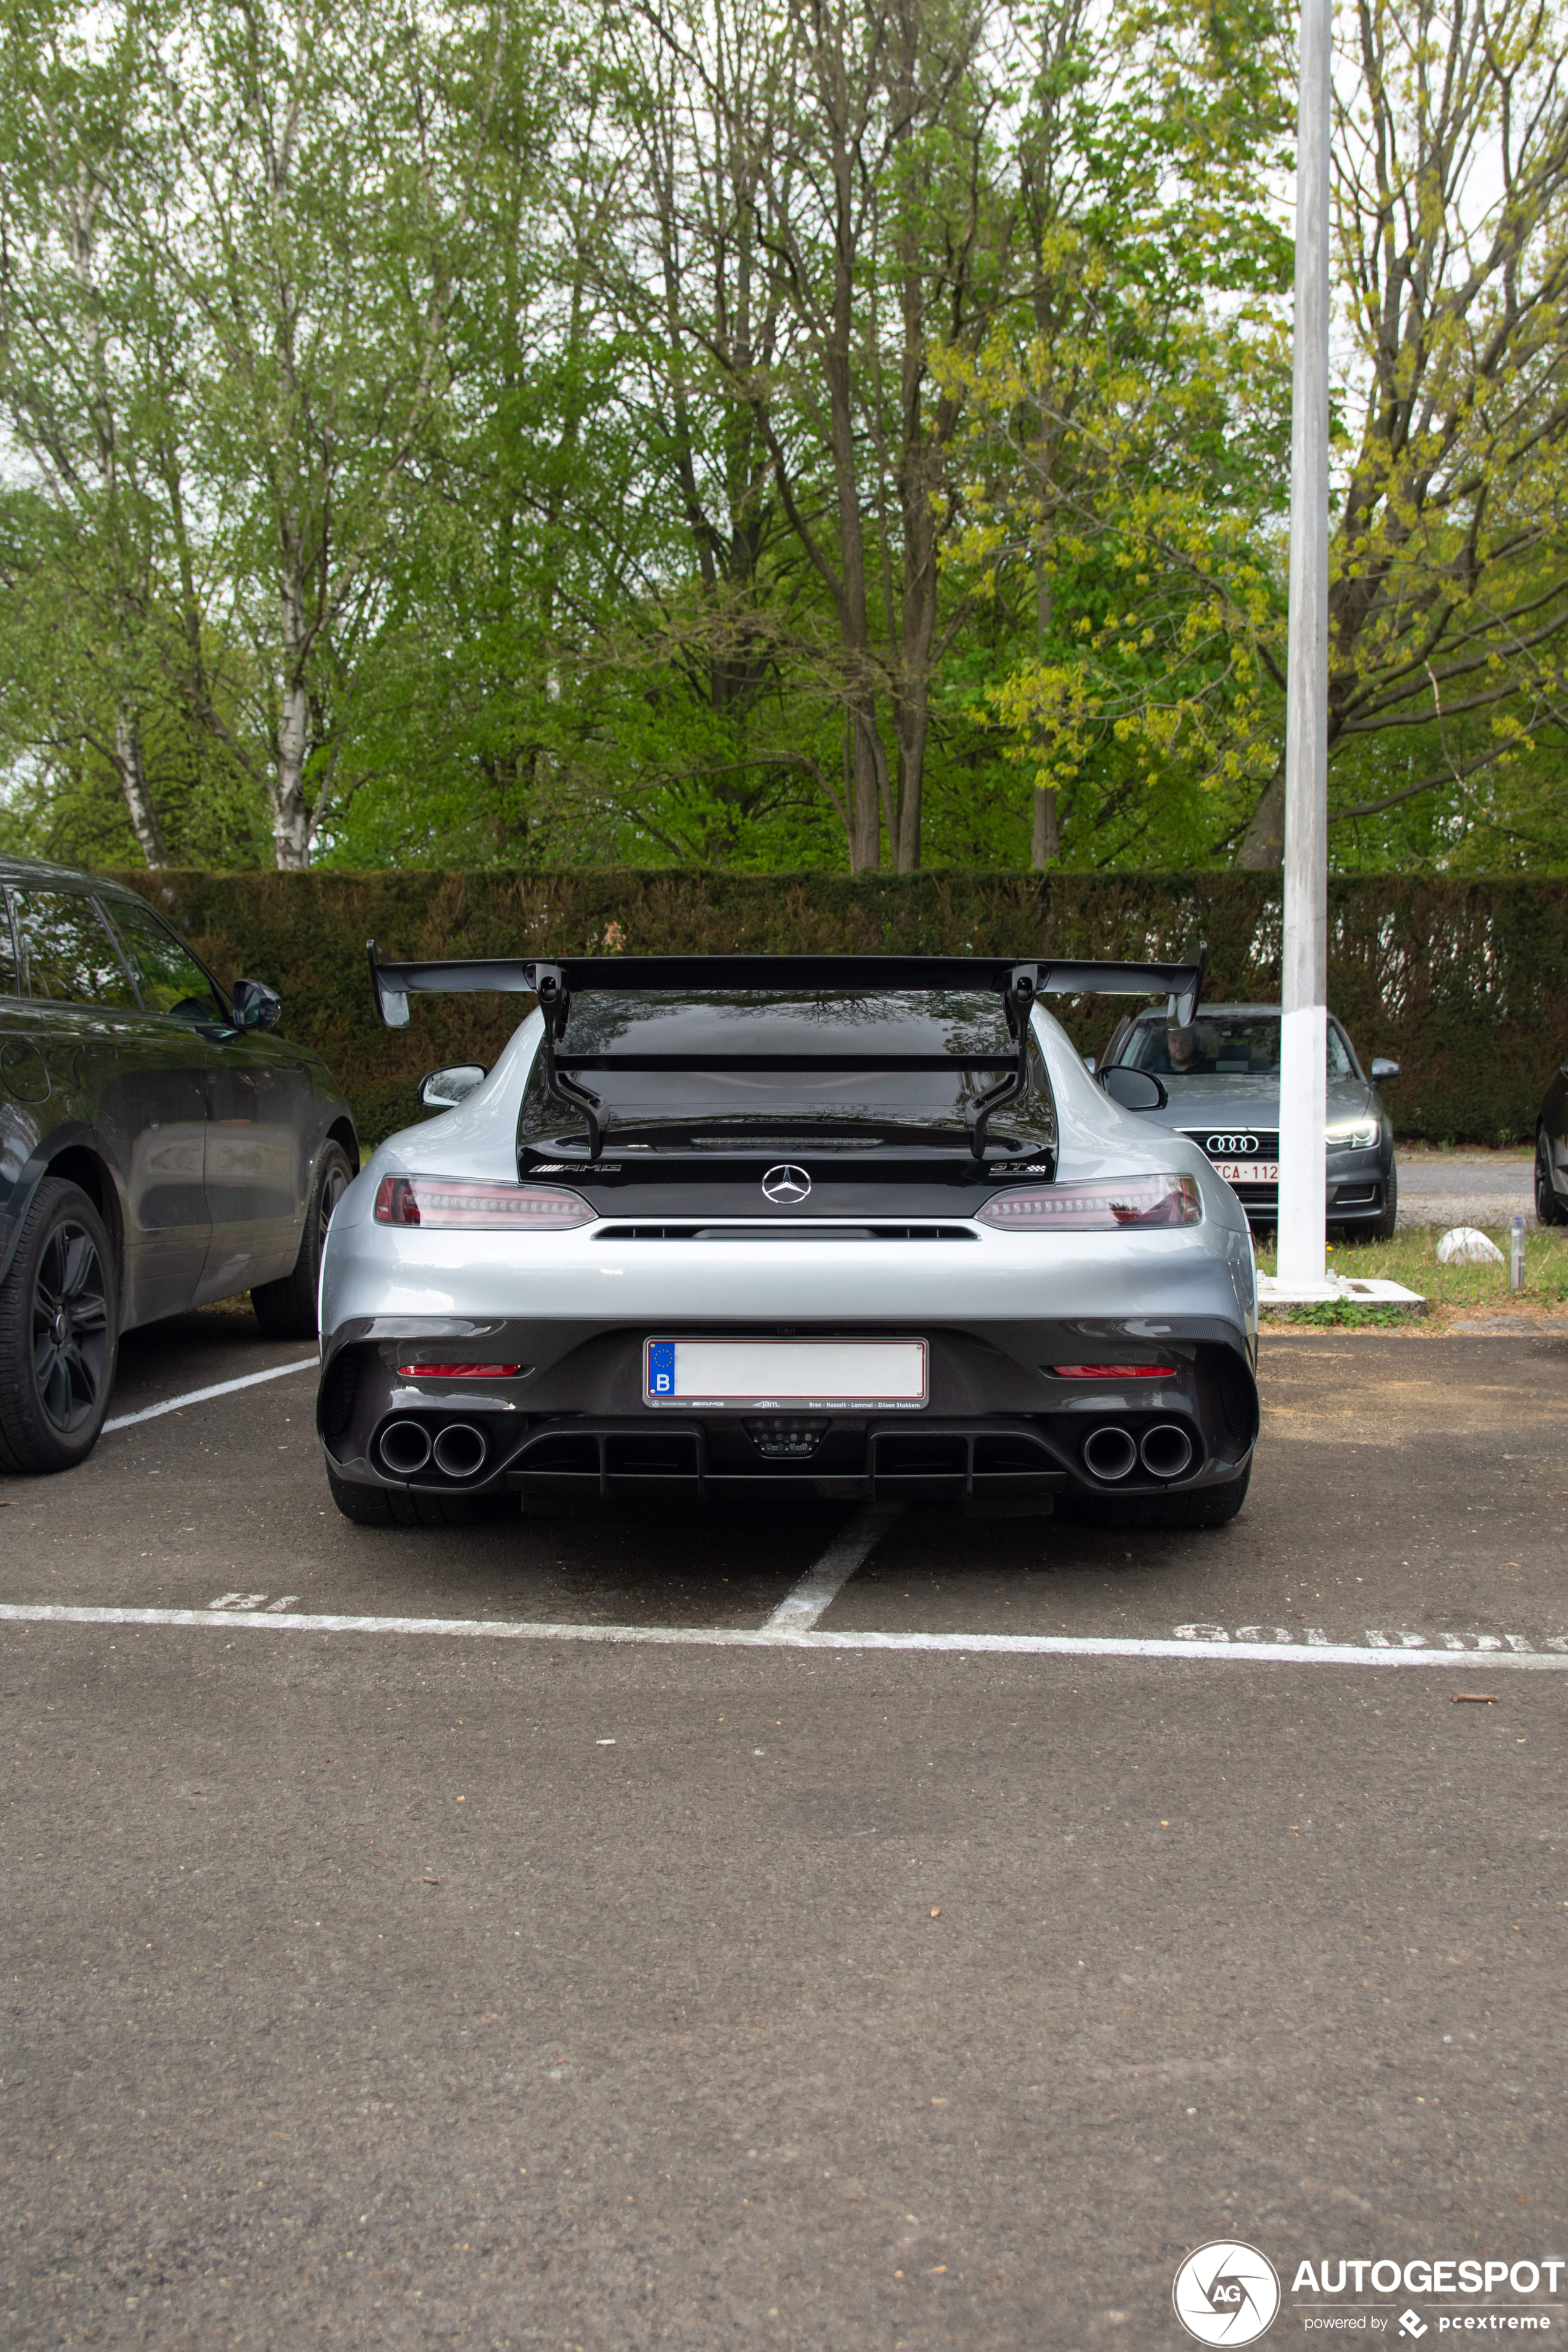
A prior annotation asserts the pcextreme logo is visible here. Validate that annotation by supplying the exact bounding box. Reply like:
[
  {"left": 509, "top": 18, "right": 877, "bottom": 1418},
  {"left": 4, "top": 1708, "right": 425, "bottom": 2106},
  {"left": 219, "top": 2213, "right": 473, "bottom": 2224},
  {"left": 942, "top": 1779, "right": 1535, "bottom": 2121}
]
[{"left": 1174, "top": 2242, "right": 1283, "bottom": 2345}]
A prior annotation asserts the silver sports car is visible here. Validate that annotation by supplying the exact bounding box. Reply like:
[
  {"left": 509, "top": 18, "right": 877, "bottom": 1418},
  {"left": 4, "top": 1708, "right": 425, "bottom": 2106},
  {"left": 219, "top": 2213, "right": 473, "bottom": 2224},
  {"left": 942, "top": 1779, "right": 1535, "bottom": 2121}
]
[{"left": 315, "top": 952, "right": 1259, "bottom": 1530}]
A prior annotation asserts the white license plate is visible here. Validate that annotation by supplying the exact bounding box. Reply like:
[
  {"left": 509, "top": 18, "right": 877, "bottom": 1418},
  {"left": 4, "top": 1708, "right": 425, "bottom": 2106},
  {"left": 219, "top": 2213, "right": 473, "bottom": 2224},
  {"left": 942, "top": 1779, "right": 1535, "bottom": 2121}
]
[
  {"left": 644, "top": 1338, "right": 927, "bottom": 1409},
  {"left": 1213, "top": 1160, "right": 1279, "bottom": 1183}
]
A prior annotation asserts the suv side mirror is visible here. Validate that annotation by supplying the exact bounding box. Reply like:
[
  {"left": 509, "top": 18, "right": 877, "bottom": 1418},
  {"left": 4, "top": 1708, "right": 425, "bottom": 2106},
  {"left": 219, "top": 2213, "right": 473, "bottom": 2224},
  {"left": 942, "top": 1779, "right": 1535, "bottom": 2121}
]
[
  {"left": 1370, "top": 1056, "right": 1401, "bottom": 1082},
  {"left": 231, "top": 977, "right": 281, "bottom": 1032},
  {"left": 1098, "top": 1066, "right": 1169, "bottom": 1112},
  {"left": 419, "top": 1064, "right": 487, "bottom": 1110}
]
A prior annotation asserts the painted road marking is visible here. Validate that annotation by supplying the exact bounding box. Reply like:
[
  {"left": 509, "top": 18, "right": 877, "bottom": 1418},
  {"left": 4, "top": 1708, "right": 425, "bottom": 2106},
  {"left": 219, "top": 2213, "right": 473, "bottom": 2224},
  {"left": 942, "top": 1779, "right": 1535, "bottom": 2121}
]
[
  {"left": 2, "top": 1603, "right": 1567, "bottom": 1666},
  {"left": 104, "top": 1357, "right": 318, "bottom": 1434},
  {"left": 763, "top": 1503, "right": 903, "bottom": 1632}
]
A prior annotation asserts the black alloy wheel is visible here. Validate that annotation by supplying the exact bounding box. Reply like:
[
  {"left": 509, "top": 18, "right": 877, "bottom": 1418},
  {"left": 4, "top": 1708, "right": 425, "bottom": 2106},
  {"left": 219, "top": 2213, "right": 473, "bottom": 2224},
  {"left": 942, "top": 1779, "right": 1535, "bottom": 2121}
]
[
  {"left": 1537, "top": 1130, "right": 1568, "bottom": 1227},
  {"left": 252, "top": 1140, "right": 355, "bottom": 1339},
  {"left": 0, "top": 1177, "right": 119, "bottom": 1475}
]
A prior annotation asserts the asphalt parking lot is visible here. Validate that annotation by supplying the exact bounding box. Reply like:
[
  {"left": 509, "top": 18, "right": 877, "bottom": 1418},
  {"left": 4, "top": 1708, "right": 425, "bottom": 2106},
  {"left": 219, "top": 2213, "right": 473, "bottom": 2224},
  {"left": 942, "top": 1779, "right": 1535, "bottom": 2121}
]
[{"left": 4, "top": 1310, "right": 1566, "bottom": 2350}]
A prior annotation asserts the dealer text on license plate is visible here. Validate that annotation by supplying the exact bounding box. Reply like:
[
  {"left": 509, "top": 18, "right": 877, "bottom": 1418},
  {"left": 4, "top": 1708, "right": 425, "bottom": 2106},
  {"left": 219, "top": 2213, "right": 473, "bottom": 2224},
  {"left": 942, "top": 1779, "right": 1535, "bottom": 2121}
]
[{"left": 644, "top": 1338, "right": 927, "bottom": 1409}]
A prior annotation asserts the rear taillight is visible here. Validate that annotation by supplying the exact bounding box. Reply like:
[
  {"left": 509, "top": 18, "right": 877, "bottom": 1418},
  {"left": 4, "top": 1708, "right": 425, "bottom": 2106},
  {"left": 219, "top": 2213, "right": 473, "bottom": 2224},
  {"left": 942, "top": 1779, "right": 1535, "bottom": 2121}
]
[
  {"left": 1051, "top": 1364, "right": 1177, "bottom": 1378},
  {"left": 977, "top": 1175, "right": 1201, "bottom": 1230},
  {"left": 373, "top": 1175, "right": 593, "bottom": 1230}
]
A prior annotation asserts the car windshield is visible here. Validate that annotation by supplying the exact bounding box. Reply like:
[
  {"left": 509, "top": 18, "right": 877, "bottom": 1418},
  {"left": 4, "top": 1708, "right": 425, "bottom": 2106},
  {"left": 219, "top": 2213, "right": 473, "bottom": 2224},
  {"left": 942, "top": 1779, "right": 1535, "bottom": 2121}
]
[
  {"left": 516, "top": 990, "right": 1057, "bottom": 1155},
  {"left": 1119, "top": 1014, "right": 1353, "bottom": 1080}
]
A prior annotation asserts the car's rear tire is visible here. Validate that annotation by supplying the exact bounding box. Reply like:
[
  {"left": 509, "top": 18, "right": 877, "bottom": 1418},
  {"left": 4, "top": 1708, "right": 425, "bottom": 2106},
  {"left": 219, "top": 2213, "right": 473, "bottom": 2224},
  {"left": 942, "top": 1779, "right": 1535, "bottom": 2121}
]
[
  {"left": 0, "top": 1178, "right": 119, "bottom": 1475},
  {"left": 1536, "top": 1130, "right": 1568, "bottom": 1226},
  {"left": 1167, "top": 1459, "right": 1251, "bottom": 1527},
  {"left": 324, "top": 1461, "right": 519, "bottom": 1527},
  {"left": 252, "top": 1141, "right": 354, "bottom": 1339},
  {"left": 1058, "top": 1457, "right": 1251, "bottom": 1531}
]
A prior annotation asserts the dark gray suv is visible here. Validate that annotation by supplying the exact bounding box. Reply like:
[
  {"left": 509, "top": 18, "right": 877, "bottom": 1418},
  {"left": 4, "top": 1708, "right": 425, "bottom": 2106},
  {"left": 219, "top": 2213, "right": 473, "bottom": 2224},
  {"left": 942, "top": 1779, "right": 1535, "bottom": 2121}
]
[{"left": 0, "top": 857, "right": 356, "bottom": 1474}]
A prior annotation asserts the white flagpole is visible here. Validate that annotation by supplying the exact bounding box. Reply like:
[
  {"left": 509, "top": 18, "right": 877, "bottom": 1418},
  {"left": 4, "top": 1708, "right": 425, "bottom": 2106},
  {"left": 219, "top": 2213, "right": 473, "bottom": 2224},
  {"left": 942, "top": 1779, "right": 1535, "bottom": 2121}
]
[{"left": 1276, "top": 0, "right": 1333, "bottom": 1293}]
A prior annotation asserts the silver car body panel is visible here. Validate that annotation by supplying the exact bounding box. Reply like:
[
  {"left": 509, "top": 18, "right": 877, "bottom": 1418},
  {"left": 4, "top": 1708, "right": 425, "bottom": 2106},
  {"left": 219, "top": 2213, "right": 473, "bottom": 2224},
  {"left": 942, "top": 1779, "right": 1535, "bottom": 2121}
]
[{"left": 319, "top": 1004, "right": 1259, "bottom": 1507}]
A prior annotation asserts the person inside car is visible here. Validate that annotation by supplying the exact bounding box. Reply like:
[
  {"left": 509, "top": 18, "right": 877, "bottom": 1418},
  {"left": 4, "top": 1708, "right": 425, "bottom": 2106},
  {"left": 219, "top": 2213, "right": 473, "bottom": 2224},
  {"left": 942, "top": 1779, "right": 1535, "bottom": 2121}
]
[{"left": 1153, "top": 1023, "right": 1213, "bottom": 1075}]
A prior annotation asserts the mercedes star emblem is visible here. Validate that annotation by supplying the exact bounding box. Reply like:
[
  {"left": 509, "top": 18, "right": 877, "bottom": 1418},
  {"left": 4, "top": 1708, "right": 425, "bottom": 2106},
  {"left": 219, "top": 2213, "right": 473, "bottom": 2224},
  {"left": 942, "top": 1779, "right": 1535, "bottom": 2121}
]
[{"left": 761, "top": 1163, "right": 812, "bottom": 1204}]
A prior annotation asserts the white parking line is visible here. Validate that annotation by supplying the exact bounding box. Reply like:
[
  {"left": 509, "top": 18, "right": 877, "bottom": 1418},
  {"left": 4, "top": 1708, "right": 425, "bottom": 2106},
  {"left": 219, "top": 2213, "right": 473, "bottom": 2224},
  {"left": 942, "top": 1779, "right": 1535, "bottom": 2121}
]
[
  {"left": 2, "top": 1603, "right": 1566, "bottom": 1666},
  {"left": 103, "top": 1357, "right": 318, "bottom": 1433},
  {"left": 763, "top": 1503, "right": 903, "bottom": 1631}
]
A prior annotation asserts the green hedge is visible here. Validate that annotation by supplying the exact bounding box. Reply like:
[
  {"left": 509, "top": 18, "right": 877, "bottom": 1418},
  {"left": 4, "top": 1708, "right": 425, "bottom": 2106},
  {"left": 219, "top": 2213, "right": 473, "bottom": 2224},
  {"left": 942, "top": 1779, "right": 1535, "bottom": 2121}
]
[{"left": 105, "top": 868, "right": 1568, "bottom": 1149}]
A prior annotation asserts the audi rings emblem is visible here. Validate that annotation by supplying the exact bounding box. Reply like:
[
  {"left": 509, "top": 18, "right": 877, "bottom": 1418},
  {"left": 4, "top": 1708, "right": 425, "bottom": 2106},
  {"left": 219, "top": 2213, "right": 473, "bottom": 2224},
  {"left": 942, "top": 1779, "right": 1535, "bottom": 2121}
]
[
  {"left": 1206, "top": 1133, "right": 1259, "bottom": 1157},
  {"left": 762, "top": 1164, "right": 812, "bottom": 1204}
]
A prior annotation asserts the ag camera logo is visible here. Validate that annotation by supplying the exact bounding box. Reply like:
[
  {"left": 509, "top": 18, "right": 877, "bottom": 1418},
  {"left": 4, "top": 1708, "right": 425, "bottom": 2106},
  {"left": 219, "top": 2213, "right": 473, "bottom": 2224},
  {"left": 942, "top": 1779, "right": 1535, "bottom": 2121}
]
[{"left": 1172, "top": 2241, "right": 1282, "bottom": 2345}]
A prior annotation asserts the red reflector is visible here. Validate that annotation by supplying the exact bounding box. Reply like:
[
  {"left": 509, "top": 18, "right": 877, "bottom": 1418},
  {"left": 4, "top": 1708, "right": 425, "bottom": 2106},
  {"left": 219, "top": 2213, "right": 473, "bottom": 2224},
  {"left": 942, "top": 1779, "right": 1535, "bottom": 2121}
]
[
  {"left": 1051, "top": 1364, "right": 1177, "bottom": 1379},
  {"left": 397, "top": 1362, "right": 522, "bottom": 1378}
]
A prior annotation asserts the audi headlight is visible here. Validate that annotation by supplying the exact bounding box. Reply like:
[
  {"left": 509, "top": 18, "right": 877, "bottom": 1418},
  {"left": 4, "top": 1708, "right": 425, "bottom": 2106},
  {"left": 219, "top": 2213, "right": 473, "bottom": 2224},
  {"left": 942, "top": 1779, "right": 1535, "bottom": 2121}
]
[{"left": 1324, "top": 1119, "right": 1380, "bottom": 1150}]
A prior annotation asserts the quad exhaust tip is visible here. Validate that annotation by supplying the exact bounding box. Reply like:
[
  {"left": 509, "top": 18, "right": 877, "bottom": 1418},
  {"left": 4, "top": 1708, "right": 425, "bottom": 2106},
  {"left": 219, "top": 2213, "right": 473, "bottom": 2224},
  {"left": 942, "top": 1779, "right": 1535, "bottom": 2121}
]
[
  {"left": 1140, "top": 1422, "right": 1195, "bottom": 1480},
  {"left": 1082, "top": 1424, "right": 1138, "bottom": 1482},
  {"left": 432, "top": 1422, "right": 488, "bottom": 1478}
]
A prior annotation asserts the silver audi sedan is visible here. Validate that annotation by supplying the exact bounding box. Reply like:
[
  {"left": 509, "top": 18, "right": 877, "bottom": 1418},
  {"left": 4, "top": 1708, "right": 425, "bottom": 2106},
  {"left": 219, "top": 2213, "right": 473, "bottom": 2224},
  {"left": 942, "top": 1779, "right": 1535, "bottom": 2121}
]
[{"left": 1095, "top": 1001, "right": 1401, "bottom": 1239}]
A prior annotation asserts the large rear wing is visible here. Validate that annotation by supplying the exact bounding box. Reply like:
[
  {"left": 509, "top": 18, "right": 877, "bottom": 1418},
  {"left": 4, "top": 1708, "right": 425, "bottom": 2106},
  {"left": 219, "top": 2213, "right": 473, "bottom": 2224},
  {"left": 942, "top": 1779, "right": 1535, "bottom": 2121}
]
[{"left": 365, "top": 943, "right": 1206, "bottom": 1162}]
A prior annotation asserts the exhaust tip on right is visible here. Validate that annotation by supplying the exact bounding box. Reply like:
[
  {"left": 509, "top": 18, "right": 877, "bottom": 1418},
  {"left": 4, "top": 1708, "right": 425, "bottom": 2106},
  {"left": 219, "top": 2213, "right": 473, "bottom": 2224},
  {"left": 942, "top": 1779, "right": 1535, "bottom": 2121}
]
[
  {"left": 432, "top": 1422, "right": 488, "bottom": 1478},
  {"left": 1140, "top": 1422, "right": 1195, "bottom": 1480},
  {"left": 1082, "top": 1424, "right": 1138, "bottom": 1482}
]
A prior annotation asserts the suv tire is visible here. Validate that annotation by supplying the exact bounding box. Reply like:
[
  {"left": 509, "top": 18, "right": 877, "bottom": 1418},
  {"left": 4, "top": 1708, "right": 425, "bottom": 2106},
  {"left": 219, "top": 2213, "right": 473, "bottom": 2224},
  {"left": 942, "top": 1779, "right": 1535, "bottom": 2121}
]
[
  {"left": 0, "top": 1177, "right": 119, "bottom": 1474},
  {"left": 252, "top": 1141, "right": 354, "bottom": 1339},
  {"left": 1536, "top": 1130, "right": 1568, "bottom": 1227}
]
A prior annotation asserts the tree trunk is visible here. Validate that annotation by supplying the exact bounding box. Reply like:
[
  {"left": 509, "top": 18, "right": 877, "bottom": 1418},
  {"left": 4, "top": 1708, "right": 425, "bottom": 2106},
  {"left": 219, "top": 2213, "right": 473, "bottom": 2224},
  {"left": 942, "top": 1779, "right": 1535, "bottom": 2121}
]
[
  {"left": 848, "top": 700, "right": 885, "bottom": 870},
  {"left": 272, "top": 667, "right": 313, "bottom": 870},
  {"left": 1236, "top": 762, "right": 1286, "bottom": 866},
  {"left": 113, "top": 711, "right": 169, "bottom": 868},
  {"left": 893, "top": 431, "right": 936, "bottom": 872},
  {"left": 1029, "top": 548, "right": 1058, "bottom": 870},
  {"left": 1031, "top": 785, "right": 1059, "bottom": 869}
]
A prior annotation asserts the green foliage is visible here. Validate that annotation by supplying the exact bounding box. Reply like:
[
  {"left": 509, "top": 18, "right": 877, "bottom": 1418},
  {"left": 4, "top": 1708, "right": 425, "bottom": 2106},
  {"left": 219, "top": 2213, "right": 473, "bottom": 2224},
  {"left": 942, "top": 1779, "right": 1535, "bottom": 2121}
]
[
  {"left": 99, "top": 865, "right": 1568, "bottom": 1146},
  {"left": 1270, "top": 1301, "right": 1412, "bottom": 1328},
  {"left": 2, "top": 0, "right": 1566, "bottom": 874}
]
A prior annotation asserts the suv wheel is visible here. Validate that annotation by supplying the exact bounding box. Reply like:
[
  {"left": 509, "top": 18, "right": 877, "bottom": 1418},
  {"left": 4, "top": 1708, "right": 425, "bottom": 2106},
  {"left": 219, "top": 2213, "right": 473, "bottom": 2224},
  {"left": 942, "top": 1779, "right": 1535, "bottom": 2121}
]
[
  {"left": 0, "top": 1178, "right": 119, "bottom": 1474},
  {"left": 252, "top": 1141, "right": 354, "bottom": 1339},
  {"left": 1536, "top": 1130, "right": 1568, "bottom": 1227}
]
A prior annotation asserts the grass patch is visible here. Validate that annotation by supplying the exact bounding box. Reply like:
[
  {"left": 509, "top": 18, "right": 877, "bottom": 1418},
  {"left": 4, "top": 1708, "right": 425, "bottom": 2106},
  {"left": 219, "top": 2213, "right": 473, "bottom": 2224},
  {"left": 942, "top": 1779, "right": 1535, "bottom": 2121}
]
[
  {"left": 1276, "top": 1299, "right": 1414, "bottom": 1328},
  {"left": 1255, "top": 1225, "right": 1568, "bottom": 1311}
]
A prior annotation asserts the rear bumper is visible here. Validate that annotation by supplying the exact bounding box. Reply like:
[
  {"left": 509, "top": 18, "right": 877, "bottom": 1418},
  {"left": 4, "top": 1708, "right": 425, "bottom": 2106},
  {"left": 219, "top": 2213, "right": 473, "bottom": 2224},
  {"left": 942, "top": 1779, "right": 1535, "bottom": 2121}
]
[{"left": 317, "top": 1319, "right": 1259, "bottom": 1506}]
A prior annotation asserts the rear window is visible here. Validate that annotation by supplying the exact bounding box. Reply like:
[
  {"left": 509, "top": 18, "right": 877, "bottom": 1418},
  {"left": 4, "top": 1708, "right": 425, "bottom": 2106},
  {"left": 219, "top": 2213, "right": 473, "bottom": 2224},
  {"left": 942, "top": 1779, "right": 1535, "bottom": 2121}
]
[{"left": 517, "top": 991, "right": 1057, "bottom": 1154}]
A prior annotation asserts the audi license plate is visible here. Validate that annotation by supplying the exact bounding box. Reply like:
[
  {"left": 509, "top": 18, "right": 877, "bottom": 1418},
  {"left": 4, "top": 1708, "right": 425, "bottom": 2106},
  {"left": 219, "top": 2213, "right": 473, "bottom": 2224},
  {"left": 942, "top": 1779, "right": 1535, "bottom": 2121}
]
[
  {"left": 644, "top": 1338, "right": 927, "bottom": 1409},
  {"left": 1212, "top": 1159, "right": 1279, "bottom": 1185}
]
